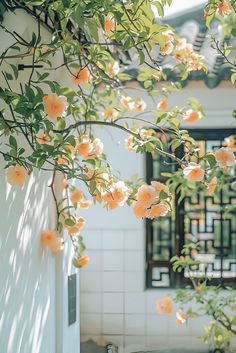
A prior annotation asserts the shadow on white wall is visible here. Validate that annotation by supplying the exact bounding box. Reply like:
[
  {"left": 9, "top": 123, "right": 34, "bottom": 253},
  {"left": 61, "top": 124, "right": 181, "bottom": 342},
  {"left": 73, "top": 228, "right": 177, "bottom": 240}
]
[{"left": 0, "top": 163, "right": 56, "bottom": 353}]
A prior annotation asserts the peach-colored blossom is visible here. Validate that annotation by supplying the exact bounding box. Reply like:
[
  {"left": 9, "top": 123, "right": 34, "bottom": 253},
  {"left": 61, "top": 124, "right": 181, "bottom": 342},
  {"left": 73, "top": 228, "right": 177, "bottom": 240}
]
[
  {"left": 43, "top": 93, "right": 68, "bottom": 119},
  {"left": 41, "top": 230, "right": 57, "bottom": 247},
  {"left": 183, "top": 163, "right": 204, "bottom": 182},
  {"left": 6, "top": 165, "right": 27, "bottom": 187},
  {"left": 157, "top": 99, "right": 168, "bottom": 111},
  {"left": 36, "top": 129, "right": 52, "bottom": 145},
  {"left": 79, "top": 200, "right": 91, "bottom": 209},
  {"left": 72, "top": 67, "right": 91, "bottom": 85},
  {"left": 66, "top": 216, "right": 85, "bottom": 235},
  {"left": 103, "top": 106, "right": 119, "bottom": 121},
  {"left": 120, "top": 96, "right": 135, "bottom": 111},
  {"left": 77, "top": 135, "right": 93, "bottom": 158},
  {"left": 183, "top": 109, "right": 202, "bottom": 123},
  {"left": 70, "top": 188, "right": 84, "bottom": 203},
  {"left": 156, "top": 296, "right": 173, "bottom": 315},
  {"left": 51, "top": 237, "right": 64, "bottom": 254},
  {"left": 132, "top": 201, "right": 148, "bottom": 218},
  {"left": 175, "top": 37, "right": 187, "bottom": 50},
  {"left": 176, "top": 310, "right": 189, "bottom": 324},
  {"left": 125, "top": 135, "right": 138, "bottom": 152},
  {"left": 139, "top": 128, "right": 153, "bottom": 140},
  {"left": 218, "top": 0, "right": 232, "bottom": 16},
  {"left": 73, "top": 255, "right": 90, "bottom": 268},
  {"left": 107, "top": 61, "right": 120, "bottom": 77},
  {"left": 151, "top": 181, "right": 169, "bottom": 196},
  {"left": 160, "top": 30, "right": 174, "bottom": 55},
  {"left": 90, "top": 138, "right": 104, "bottom": 158},
  {"left": 103, "top": 181, "right": 130, "bottom": 210},
  {"left": 160, "top": 42, "right": 174, "bottom": 55},
  {"left": 215, "top": 147, "right": 235, "bottom": 169},
  {"left": 134, "top": 99, "right": 146, "bottom": 113},
  {"left": 57, "top": 157, "right": 68, "bottom": 165},
  {"left": 147, "top": 202, "right": 170, "bottom": 219},
  {"left": 104, "top": 15, "right": 115, "bottom": 34},
  {"left": 136, "top": 184, "right": 157, "bottom": 207},
  {"left": 207, "top": 176, "right": 218, "bottom": 195}
]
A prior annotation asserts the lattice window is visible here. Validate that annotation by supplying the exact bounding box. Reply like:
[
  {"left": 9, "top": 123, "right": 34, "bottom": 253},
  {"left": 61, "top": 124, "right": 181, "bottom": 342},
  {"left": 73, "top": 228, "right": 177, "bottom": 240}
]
[{"left": 146, "top": 129, "right": 236, "bottom": 288}]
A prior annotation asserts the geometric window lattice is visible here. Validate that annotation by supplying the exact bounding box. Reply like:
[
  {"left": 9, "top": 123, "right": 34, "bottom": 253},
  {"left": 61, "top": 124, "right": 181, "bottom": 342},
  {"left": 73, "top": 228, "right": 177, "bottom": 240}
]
[{"left": 146, "top": 129, "right": 236, "bottom": 288}]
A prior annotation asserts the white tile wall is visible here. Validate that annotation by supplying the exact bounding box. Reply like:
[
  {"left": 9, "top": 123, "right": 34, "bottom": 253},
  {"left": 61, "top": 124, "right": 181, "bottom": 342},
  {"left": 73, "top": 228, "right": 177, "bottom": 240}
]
[{"left": 80, "top": 228, "right": 209, "bottom": 353}]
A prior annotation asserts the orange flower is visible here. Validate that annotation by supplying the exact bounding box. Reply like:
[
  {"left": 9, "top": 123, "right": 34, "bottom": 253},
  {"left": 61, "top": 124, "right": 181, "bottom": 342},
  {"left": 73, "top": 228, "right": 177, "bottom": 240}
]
[
  {"left": 102, "top": 181, "right": 130, "bottom": 210},
  {"left": 72, "top": 67, "right": 91, "bottom": 85},
  {"left": 176, "top": 310, "right": 189, "bottom": 324},
  {"left": 207, "top": 176, "right": 217, "bottom": 195},
  {"left": 6, "top": 164, "right": 27, "bottom": 187},
  {"left": 50, "top": 237, "right": 64, "bottom": 254},
  {"left": 73, "top": 255, "right": 90, "bottom": 268},
  {"left": 103, "top": 106, "right": 119, "bottom": 121},
  {"left": 70, "top": 188, "right": 84, "bottom": 203},
  {"left": 157, "top": 99, "right": 168, "bottom": 111},
  {"left": 57, "top": 157, "right": 68, "bottom": 165},
  {"left": 77, "top": 135, "right": 93, "bottom": 158},
  {"left": 156, "top": 296, "right": 173, "bottom": 315},
  {"left": 79, "top": 200, "right": 91, "bottom": 209},
  {"left": 136, "top": 184, "right": 157, "bottom": 207},
  {"left": 125, "top": 135, "right": 137, "bottom": 152},
  {"left": 183, "top": 109, "right": 202, "bottom": 123},
  {"left": 147, "top": 202, "right": 170, "bottom": 219},
  {"left": 218, "top": 0, "right": 232, "bottom": 16},
  {"left": 183, "top": 163, "right": 204, "bottom": 182},
  {"left": 160, "top": 42, "right": 174, "bottom": 55},
  {"left": 36, "top": 129, "right": 52, "bottom": 145},
  {"left": 41, "top": 229, "right": 57, "bottom": 247},
  {"left": 134, "top": 99, "right": 146, "bottom": 113},
  {"left": 104, "top": 15, "right": 115, "bottom": 34},
  {"left": 151, "top": 181, "right": 170, "bottom": 196},
  {"left": 43, "top": 93, "right": 68, "bottom": 119},
  {"left": 120, "top": 96, "right": 135, "bottom": 111},
  {"left": 215, "top": 147, "right": 235, "bottom": 169},
  {"left": 132, "top": 201, "right": 148, "bottom": 218},
  {"left": 66, "top": 216, "right": 85, "bottom": 235},
  {"left": 90, "top": 138, "right": 104, "bottom": 158}
]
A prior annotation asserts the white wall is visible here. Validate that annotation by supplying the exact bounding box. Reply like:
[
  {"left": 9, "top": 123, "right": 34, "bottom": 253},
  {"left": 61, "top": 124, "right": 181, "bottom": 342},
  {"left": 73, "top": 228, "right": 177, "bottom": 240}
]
[
  {"left": 80, "top": 85, "right": 236, "bottom": 353},
  {"left": 0, "top": 10, "right": 80, "bottom": 353}
]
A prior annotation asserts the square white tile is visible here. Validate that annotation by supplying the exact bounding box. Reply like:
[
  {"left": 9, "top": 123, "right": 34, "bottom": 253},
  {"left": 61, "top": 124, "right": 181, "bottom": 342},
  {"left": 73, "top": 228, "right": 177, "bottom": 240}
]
[
  {"left": 124, "top": 230, "right": 144, "bottom": 250},
  {"left": 80, "top": 271, "right": 103, "bottom": 292},
  {"left": 102, "top": 230, "right": 124, "bottom": 250},
  {"left": 102, "top": 314, "right": 124, "bottom": 335},
  {"left": 103, "top": 271, "right": 124, "bottom": 292},
  {"left": 124, "top": 251, "right": 145, "bottom": 271},
  {"left": 83, "top": 250, "right": 103, "bottom": 271},
  {"left": 124, "top": 272, "right": 144, "bottom": 292},
  {"left": 103, "top": 293, "right": 124, "bottom": 314},
  {"left": 80, "top": 292, "right": 102, "bottom": 313},
  {"left": 124, "top": 293, "right": 146, "bottom": 314},
  {"left": 82, "top": 229, "right": 102, "bottom": 250},
  {"left": 80, "top": 313, "right": 102, "bottom": 335},
  {"left": 146, "top": 314, "right": 169, "bottom": 335},
  {"left": 124, "top": 314, "right": 146, "bottom": 335},
  {"left": 103, "top": 251, "right": 124, "bottom": 271}
]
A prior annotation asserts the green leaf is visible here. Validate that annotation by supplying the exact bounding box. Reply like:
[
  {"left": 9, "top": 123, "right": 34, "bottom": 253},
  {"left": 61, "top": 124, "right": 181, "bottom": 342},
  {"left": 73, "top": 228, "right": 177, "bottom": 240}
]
[
  {"left": 9, "top": 135, "right": 17, "bottom": 150},
  {"left": 65, "top": 219, "right": 76, "bottom": 226},
  {"left": 203, "top": 154, "right": 217, "bottom": 168}
]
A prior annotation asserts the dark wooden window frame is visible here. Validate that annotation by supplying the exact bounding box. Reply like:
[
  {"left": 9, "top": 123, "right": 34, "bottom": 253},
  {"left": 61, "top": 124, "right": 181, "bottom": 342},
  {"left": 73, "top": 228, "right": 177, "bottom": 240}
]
[{"left": 146, "top": 128, "right": 236, "bottom": 289}]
